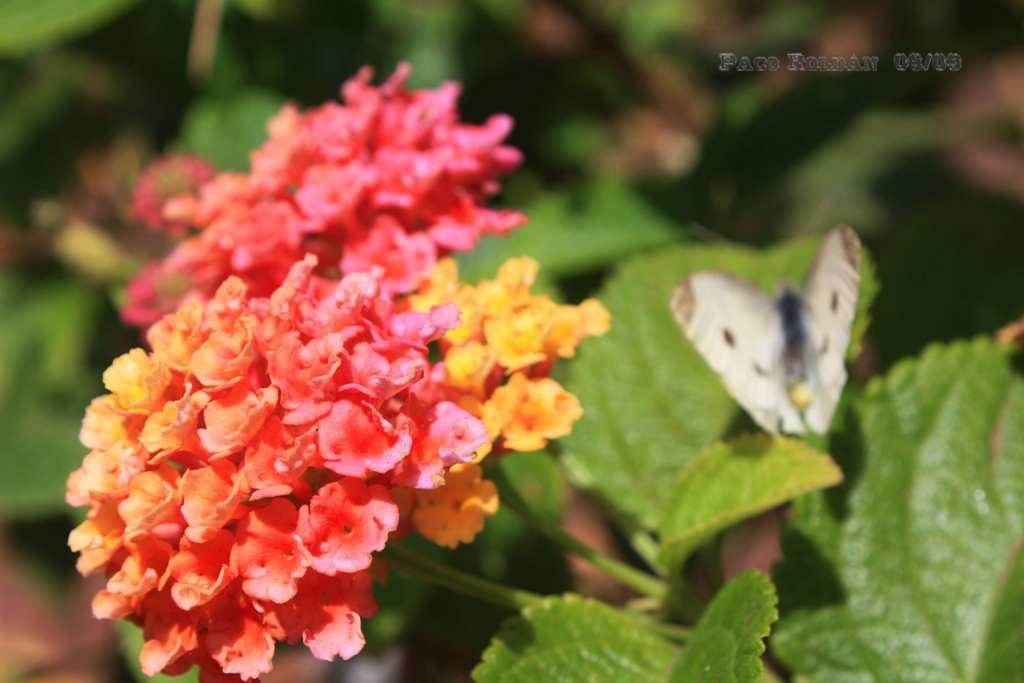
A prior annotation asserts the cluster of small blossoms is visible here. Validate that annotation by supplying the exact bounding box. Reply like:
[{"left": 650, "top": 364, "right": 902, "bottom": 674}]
[
  {"left": 404, "top": 257, "right": 610, "bottom": 548},
  {"left": 123, "top": 63, "right": 524, "bottom": 326},
  {"left": 67, "top": 255, "right": 494, "bottom": 681},
  {"left": 69, "top": 64, "right": 610, "bottom": 680},
  {"left": 67, "top": 251, "right": 608, "bottom": 680}
]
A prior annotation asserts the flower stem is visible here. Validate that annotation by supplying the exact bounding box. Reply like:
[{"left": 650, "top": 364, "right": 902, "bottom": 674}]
[
  {"left": 625, "top": 526, "right": 666, "bottom": 576},
  {"left": 387, "top": 544, "right": 689, "bottom": 642},
  {"left": 488, "top": 463, "right": 668, "bottom": 601},
  {"left": 188, "top": 0, "right": 225, "bottom": 83},
  {"left": 385, "top": 543, "right": 544, "bottom": 611}
]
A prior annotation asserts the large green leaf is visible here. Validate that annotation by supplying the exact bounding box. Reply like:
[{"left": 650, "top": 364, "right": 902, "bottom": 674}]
[
  {"left": 472, "top": 577, "right": 777, "bottom": 683},
  {"left": 773, "top": 338, "right": 1024, "bottom": 682},
  {"left": 492, "top": 450, "right": 567, "bottom": 525},
  {"left": 176, "top": 90, "right": 287, "bottom": 172},
  {"left": 0, "top": 0, "right": 137, "bottom": 54},
  {"left": 660, "top": 435, "right": 841, "bottom": 572},
  {"left": 561, "top": 234, "right": 875, "bottom": 530},
  {"left": 457, "top": 178, "right": 678, "bottom": 282},
  {"left": 473, "top": 596, "right": 677, "bottom": 683},
  {"left": 670, "top": 571, "right": 778, "bottom": 683}
]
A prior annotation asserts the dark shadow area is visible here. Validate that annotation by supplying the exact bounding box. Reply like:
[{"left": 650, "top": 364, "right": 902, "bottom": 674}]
[
  {"left": 774, "top": 528, "right": 846, "bottom": 613},
  {"left": 871, "top": 183, "right": 1024, "bottom": 368}
]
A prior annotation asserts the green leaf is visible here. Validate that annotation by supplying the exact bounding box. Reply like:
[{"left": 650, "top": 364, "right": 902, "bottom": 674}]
[
  {"left": 0, "top": 400, "right": 87, "bottom": 517},
  {"left": 517, "top": 574, "right": 769, "bottom": 683},
  {"left": 116, "top": 621, "right": 199, "bottom": 683},
  {"left": 176, "top": 90, "right": 287, "bottom": 171},
  {"left": 673, "top": 628, "right": 739, "bottom": 683},
  {"left": 660, "top": 435, "right": 842, "bottom": 572},
  {"left": 491, "top": 450, "right": 566, "bottom": 524},
  {"left": 457, "top": 178, "right": 678, "bottom": 282},
  {"left": 0, "top": 274, "right": 101, "bottom": 408},
  {"left": 774, "top": 338, "right": 1024, "bottom": 682},
  {"left": 0, "top": 0, "right": 137, "bottom": 54},
  {"left": 0, "top": 275, "right": 102, "bottom": 517},
  {"left": 561, "top": 234, "right": 875, "bottom": 530},
  {"left": 670, "top": 571, "right": 778, "bottom": 683},
  {"left": 473, "top": 595, "right": 678, "bottom": 683}
]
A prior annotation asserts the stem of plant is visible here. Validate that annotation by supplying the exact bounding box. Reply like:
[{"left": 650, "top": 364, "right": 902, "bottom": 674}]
[
  {"left": 386, "top": 544, "right": 689, "bottom": 641},
  {"left": 188, "top": 0, "right": 225, "bottom": 82},
  {"left": 641, "top": 618, "right": 691, "bottom": 642},
  {"left": 488, "top": 464, "right": 668, "bottom": 601},
  {"left": 625, "top": 524, "right": 666, "bottom": 576},
  {"left": 385, "top": 543, "right": 543, "bottom": 611}
]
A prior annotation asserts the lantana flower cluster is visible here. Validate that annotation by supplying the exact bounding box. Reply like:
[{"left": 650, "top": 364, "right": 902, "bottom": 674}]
[
  {"left": 67, "top": 65, "right": 610, "bottom": 681},
  {"left": 69, "top": 256, "right": 493, "bottom": 680},
  {"left": 123, "top": 63, "right": 524, "bottom": 326},
  {"left": 67, "top": 254, "right": 608, "bottom": 679}
]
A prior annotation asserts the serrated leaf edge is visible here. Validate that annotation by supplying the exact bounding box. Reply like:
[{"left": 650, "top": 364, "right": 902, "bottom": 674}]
[
  {"left": 472, "top": 594, "right": 672, "bottom": 682},
  {"left": 729, "top": 571, "right": 780, "bottom": 676},
  {"left": 472, "top": 594, "right": 589, "bottom": 680},
  {"left": 671, "top": 571, "right": 780, "bottom": 682}
]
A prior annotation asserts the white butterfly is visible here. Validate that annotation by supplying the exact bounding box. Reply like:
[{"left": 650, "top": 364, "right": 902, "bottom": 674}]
[{"left": 670, "top": 226, "right": 862, "bottom": 435}]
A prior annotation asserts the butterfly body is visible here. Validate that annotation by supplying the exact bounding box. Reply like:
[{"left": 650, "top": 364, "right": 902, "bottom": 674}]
[
  {"left": 777, "top": 287, "right": 809, "bottom": 383},
  {"left": 670, "top": 227, "right": 862, "bottom": 435}
]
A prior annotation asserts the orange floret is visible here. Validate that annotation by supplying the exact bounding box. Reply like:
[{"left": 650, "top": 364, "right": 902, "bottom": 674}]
[
  {"left": 189, "top": 315, "right": 256, "bottom": 389},
  {"left": 147, "top": 299, "right": 205, "bottom": 372},
  {"left": 103, "top": 349, "right": 172, "bottom": 414},
  {"left": 139, "top": 384, "right": 209, "bottom": 461},
  {"left": 94, "top": 534, "right": 173, "bottom": 619},
  {"left": 412, "top": 463, "right": 499, "bottom": 548},
  {"left": 80, "top": 395, "right": 137, "bottom": 450},
  {"left": 198, "top": 384, "right": 278, "bottom": 458},
  {"left": 484, "top": 296, "right": 557, "bottom": 371},
  {"left": 180, "top": 460, "right": 246, "bottom": 543},
  {"left": 544, "top": 298, "right": 612, "bottom": 358},
  {"left": 167, "top": 529, "right": 234, "bottom": 610},
  {"left": 68, "top": 500, "right": 126, "bottom": 575},
  {"left": 118, "top": 465, "right": 182, "bottom": 537},
  {"left": 486, "top": 372, "right": 583, "bottom": 452}
]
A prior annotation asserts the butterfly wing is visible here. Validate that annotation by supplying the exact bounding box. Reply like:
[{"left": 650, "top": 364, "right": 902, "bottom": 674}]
[
  {"left": 671, "top": 272, "right": 805, "bottom": 434},
  {"left": 801, "top": 226, "right": 862, "bottom": 432}
]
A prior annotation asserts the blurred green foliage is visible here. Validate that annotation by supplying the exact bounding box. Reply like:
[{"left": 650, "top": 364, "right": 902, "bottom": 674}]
[{"left": 2, "top": 0, "right": 1024, "bottom": 680}]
